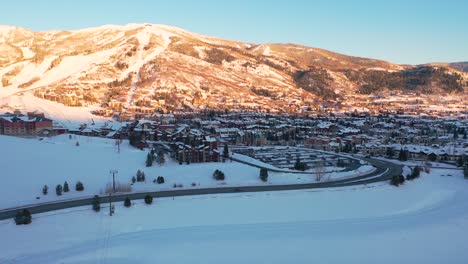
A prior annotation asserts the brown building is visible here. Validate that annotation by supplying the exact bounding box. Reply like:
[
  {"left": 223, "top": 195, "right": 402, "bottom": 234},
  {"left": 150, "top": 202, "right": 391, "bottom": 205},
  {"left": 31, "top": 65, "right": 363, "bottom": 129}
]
[{"left": 0, "top": 112, "right": 53, "bottom": 136}]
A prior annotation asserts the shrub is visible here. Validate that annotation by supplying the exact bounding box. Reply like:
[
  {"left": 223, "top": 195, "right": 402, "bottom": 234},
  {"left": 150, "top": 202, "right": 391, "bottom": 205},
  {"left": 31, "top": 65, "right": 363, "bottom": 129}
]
[
  {"left": 56, "top": 184, "right": 63, "bottom": 196},
  {"left": 213, "top": 169, "right": 225, "bottom": 181},
  {"left": 92, "top": 195, "right": 101, "bottom": 212},
  {"left": 124, "top": 197, "right": 132, "bottom": 207},
  {"left": 144, "top": 195, "right": 153, "bottom": 204},
  {"left": 14, "top": 209, "right": 32, "bottom": 225}
]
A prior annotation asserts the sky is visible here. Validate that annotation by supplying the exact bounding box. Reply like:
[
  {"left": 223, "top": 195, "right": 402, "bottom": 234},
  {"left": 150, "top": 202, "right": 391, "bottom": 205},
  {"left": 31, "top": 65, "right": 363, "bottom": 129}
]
[{"left": 1, "top": 0, "right": 467, "bottom": 64}]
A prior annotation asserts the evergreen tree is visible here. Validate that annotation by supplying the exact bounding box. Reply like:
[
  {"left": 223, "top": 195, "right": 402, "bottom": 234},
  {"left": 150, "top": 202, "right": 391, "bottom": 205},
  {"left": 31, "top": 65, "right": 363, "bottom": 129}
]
[
  {"left": 141, "top": 171, "right": 146, "bottom": 182},
  {"left": 156, "top": 150, "right": 165, "bottom": 166},
  {"left": 294, "top": 158, "right": 307, "bottom": 171},
  {"left": 390, "top": 175, "right": 405, "bottom": 186},
  {"left": 463, "top": 131, "right": 467, "bottom": 140},
  {"left": 406, "top": 166, "right": 420, "bottom": 181},
  {"left": 42, "top": 185, "right": 48, "bottom": 195},
  {"left": 136, "top": 169, "right": 142, "bottom": 182},
  {"left": 63, "top": 181, "right": 69, "bottom": 192},
  {"left": 156, "top": 176, "right": 165, "bottom": 184},
  {"left": 223, "top": 144, "right": 229, "bottom": 161},
  {"left": 398, "top": 149, "right": 404, "bottom": 161},
  {"left": 398, "top": 149, "right": 409, "bottom": 161},
  {"left": 132, "top": 176, "right": 136, "bottom": 184},
  {"left": 259, "top": 168, "right": 268, "bottom": 182},
  {"left": 144, "top": 195, "right": 153, "bottom": 204},
  {"left": 213, "top": 169, "right": 225, "bottom": 181},
  {"left": 92, "top": 195, "right": 101, "bottom": 212},
  {"left": 124, "top": 197, "right": 132, "bottom": 207},
  {"left": 386, "top": 147, "right": 395, "bottom": 158},
  {"left": 75, "top": 181, "right": 84, "bottom": 191},
  {"left": 453, "top": 129, "right": 459, "bottom": 139},
  {"left": 56, "top": 184, "right": 63, "bottom": 196},
  {"left": 457, "top": 156, "right": 464, "bottom": 167},
  {"left": 464, "top": 164, "right": 468, "bottom": 179},
  {"left": 14, "top": 209, "right": 32, "bottom": 225},
  {"left": 399, "top": 174, "right": 405, "bottom": 185},
  {"left": 390, "top": 175, "right": 400, "bottom": 186},
  {"left": 146, "top": 152, "right": 153, "bottom": 167}
]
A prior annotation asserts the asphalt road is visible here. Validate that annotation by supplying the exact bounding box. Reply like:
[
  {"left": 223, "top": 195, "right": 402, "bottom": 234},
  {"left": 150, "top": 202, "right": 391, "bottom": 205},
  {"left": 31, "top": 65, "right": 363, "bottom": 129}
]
[{"left": 0, "top": 158, "right": 401, "bottom": 221}]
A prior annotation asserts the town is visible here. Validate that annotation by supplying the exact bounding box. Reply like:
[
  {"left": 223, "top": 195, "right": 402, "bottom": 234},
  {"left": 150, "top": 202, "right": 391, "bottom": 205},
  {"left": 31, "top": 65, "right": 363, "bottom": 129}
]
[{"left": 1, "top": 109, "right": 467, "bottom": 171}]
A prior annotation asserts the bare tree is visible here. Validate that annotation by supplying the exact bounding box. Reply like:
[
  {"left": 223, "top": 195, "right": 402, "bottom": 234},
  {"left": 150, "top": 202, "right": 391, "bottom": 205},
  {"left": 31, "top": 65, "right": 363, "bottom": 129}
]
[
  {"left": 423, "top": 160, "right": 431, "bottom": 173},
  {"left": 315, "top": 162, "right": 325, "bottom": 182}
]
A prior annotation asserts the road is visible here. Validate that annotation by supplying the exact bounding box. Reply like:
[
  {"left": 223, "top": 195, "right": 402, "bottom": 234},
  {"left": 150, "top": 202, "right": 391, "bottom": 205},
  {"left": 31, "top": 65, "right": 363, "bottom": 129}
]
[{"left": 0, "top": 158, "right": 402, "bottom": 221}]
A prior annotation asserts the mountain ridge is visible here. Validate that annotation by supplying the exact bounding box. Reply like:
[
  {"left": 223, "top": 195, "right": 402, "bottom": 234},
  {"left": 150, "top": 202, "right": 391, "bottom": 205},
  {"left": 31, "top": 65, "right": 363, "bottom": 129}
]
[{"left": 0, "top": 23, "right": 465, "bottom": 118}]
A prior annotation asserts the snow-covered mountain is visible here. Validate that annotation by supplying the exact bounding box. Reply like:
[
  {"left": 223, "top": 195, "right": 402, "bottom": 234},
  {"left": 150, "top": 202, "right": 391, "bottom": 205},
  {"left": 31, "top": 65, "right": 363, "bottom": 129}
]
[{"left": 0, "top": 23, "right": 465, "bottom": 119}]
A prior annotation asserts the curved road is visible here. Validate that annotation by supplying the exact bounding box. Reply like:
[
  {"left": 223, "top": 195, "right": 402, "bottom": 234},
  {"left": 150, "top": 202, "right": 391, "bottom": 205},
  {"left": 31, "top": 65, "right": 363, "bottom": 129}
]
[{"left": 0, "top": 158, "right": 401, "bottom": 221}]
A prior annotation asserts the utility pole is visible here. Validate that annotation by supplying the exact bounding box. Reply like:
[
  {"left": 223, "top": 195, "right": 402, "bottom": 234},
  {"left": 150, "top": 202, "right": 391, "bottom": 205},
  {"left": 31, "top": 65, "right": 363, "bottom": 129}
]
[
  {"left": 110, "top": 170, "right": 118, "bottom": 193},
  {"left": 109, "top": 170, "right": 118, "bottom": 216}
]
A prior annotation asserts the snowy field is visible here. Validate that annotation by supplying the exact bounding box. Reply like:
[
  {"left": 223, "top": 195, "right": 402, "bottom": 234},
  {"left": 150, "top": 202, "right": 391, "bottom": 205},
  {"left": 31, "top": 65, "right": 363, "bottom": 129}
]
[
  {"left": 0, "top": 135, "right": 373, "bottom": 209},
  {"left": 1, "top": 168, "right": 467, "bottom": 263}
]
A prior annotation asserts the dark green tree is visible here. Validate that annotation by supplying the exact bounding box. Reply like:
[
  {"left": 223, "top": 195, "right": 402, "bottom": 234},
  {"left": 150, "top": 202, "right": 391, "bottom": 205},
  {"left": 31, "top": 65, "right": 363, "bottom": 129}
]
[
  {"left": 144, "top": 195, "right": 153, "bottom": 204},
  {"left": 14, "top": 209, "right": 32, "bottom": 225},
  {"left": 124, "top": 197, "right": 132, "bottom": 207},
  {"left": 407, "top": 166, "right": 421, "bottom": 180},
  {"left": 390, "top": 175, "right": 405, "bottom": 186},
  {"left": 294, "top": 158, "right": 307, "bottom": 171},
  {"left": 75, "top": 181, "right": 84, "bottom": 191},
  {"left": 146, "top": 152, "right": 153, "bottom": 167},
  {"left": 386, "top": 147, "right": 395, "bottom": 158},
  {"left": 92, "top": 195, "right": 101, "bottom": 212},
  {"left": 56, "top": 184, "right": 63, "bottom": 196},
  {"left": 42, "top": 185, "right": 48, "bottom": 195},
  {"left": 132, "top": 176, "right": 136, "bottom": 184},
  {"left": 63, "top": 181, "right": 69, "bottom": 192},
  {"left": 136, "top": 169, "right": 143, "bottom": 182},
  {"left": 213, "top": 169, "right": 225, "bottom": 181},
  {"left": 156, "top": 176, "right": 165, "bottom": 184},
  {"left": 260, "top": 168, "right": 268, "bottom": 182},
  {"left": 223, "top": 144, "right": 229, "bottom": 161},
  {"left": 398, "top": 149, "right": 408, "bottom": 161}
]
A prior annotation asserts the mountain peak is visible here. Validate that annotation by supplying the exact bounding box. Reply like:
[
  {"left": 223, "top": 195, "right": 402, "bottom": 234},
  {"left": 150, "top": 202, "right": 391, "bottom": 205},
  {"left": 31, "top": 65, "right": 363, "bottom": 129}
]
[{"left": 0, "top": 24, "right": 465, "bottom": 120}]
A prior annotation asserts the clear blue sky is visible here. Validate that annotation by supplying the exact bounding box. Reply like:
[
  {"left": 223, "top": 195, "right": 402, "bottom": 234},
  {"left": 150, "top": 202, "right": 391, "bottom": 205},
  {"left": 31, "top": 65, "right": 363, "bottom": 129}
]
[{"left": 2, "top": 0, "right": 467, "bottom": 64}]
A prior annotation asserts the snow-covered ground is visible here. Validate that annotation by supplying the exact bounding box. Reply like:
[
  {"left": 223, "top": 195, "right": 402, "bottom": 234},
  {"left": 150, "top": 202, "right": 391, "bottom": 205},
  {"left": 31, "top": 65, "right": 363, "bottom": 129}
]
[
  {"left": 0, "top": 135, "right": 373, "bottom": 209},
  {"left": 1, "top": 168, "right": 467, "bottom": 263}
]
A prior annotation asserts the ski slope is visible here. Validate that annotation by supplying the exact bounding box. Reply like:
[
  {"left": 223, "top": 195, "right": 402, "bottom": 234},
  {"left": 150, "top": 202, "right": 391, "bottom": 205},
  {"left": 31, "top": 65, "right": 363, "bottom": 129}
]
[{"left": 1, "top": 168, "right": 467, "bottom": 263}]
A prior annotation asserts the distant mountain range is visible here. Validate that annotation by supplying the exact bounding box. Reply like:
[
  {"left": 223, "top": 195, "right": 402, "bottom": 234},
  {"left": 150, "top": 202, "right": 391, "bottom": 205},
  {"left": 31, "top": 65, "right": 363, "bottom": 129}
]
[{"left": 0, "top": 23, "right": 466, "bottom": 116}]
